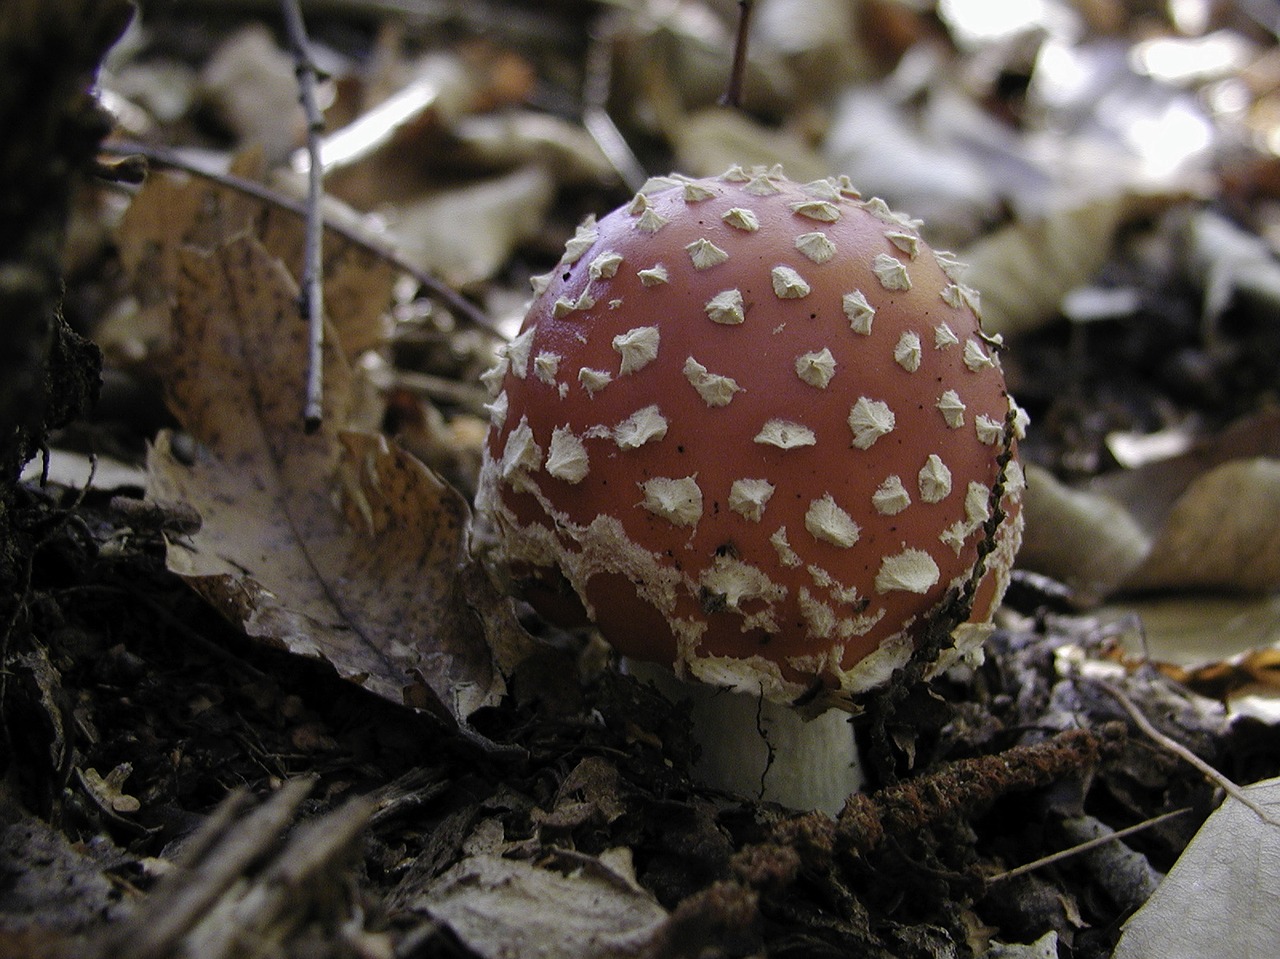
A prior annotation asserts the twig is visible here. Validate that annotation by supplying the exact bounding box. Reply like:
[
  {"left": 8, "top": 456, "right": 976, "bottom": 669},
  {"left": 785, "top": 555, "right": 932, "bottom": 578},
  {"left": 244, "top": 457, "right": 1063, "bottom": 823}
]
[
  {"left": 281, "top": 0, "right": 327, "bottom": 432},
  {"left": 834, "top": 729, "right": 1102, "bottom": 857},
  {"left": 986, "top": 806, "right": 1193, "bottom": 884},
  {"left": 583, "top": 16, "right": 647, "bottom": 192},
  {"left": 720, "top": 1, "right": 754, "bottom": 109},
  {"left": 1096, "top": 678, "right": 1280, "bottom": 826},
  {"left": 100, "top": 139, "right": 502, "bottom": 339}
]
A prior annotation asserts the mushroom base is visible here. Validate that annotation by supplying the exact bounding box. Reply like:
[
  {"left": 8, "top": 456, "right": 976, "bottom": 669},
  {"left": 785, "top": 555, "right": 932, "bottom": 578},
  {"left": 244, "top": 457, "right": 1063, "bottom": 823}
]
[{"left": 626, "top": 659, "right": 864, "bottom": 816}]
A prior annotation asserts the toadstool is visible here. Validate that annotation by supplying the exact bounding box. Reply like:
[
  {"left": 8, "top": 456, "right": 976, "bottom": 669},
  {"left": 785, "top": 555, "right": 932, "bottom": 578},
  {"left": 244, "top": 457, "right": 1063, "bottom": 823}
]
[{"left": 477, "top": 166, "right": 1025, "bottom": 814}]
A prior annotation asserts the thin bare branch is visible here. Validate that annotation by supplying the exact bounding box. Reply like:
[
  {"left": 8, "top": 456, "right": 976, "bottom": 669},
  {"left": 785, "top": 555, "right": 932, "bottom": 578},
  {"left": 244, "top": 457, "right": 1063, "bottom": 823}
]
[
  {"left": 281, "top": 0, "right": 327, "bottom": 431},
  {"left": 101, "top": 139, "right": 502, "bottom": 338},
  {"left": 1097, "top": 678, "right": 1280, "bottom": 827},
  {"left": 987, "top": 806, "right": 1193, "bottom": 884},
  {"left": 720, "top": 1, "right": 754, "bottom": 109},
  {"left": 584, "top": 16, "right": 647, "bottom": 192}
]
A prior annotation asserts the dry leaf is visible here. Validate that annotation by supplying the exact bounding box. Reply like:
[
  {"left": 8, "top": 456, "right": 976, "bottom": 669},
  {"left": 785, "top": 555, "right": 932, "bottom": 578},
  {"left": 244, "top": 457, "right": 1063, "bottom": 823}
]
[
  {"left": 449, "top": 111, "right": 617, "bottom": 185},
  {"left": 1099, "top": 595, "right": 1280, "bottom": 717},
  {"left": 1019, "top": 463, "right": 1151, "bottom": 603},
  {"left": 1091, "top": 410, "right": 1280, "bottom": 536},
  {"left": 146, "top": 235, "right": 513, "bottom": 722},
  {"left": 199, "top": 24, "right": 305, "bottom": 163},
  {"left": 1123, "top": 458, "right": 1280, "bottom": 593},
  {"left": 959, "top": 198, "right": 1131, "bottom": 337},
  {"left": 672, "top": 107, "right": 831, "bottom": 183},
  {"left": 1020, "top": 414, "right": 1280, "bottom": 601},
  {"left": 417, "top": 852, "right": 669, "bottom": 959},
  {"left": 386, "top": 165, "right": 554, "bottom": 287},
  {"left": 116, "top": 162, "right": 395, "bottom": 362},
  {"left": 1114, "top": 777, "right": 1280, "bottom": 959}
]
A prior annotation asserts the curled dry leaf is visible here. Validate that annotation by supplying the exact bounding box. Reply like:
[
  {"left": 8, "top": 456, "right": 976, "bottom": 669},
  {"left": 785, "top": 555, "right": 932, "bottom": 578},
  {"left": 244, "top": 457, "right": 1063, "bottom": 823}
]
[
  {"left": 1019, "top": 462, "right": 1150, "bottom": 604},
  {"left": 959, "top": 193, "right": 1185, "bottom": 337},
  {"left": 386, "top": 164, "right": 555, "bottom": 288},
  {"left": 199, "top": 24, "right": 305, "bottom": 163},
  {"left": 1122, "top": 457, "right": 1280, "bottom": 593},
  {"left": 672, "top": 107, "right": 831, "bottom": 183},
  {"left": 1114, "top": 777, "right": 1280, "bottom": 959},
  {"left": 449, "top": 111, "right": 617, "bottom": 185},
  {"left": 1099, "top": 595, "right": 1280, "bottom": 717},
  {"left": 146, "top": 235, "right": 518, "bottom": 723},
  {"left": 417, "top": 852, "right": 668, "bottom": 959},
  {"left": 1021, "top": 411, "right": 1280, "bottom": 601},
  {"left": 959, "top": 199, "right": 1127, "bottom": 337}
]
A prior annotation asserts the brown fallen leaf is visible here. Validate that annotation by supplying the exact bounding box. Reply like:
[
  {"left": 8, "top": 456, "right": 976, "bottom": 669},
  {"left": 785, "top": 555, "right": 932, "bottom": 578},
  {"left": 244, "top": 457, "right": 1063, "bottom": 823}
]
[
  {"left": 115, "top": 157, "right": 395, "bottom": 363},
  {"left": 146, "top": 234, "right": 524, "bottom": 723},
  {"left": 1020, "top": 413, "right": 1280, "bottom": 601},
  {"left": 1123, "top": 457, "right": 1280, "bottom": 594},
  {"left": 1018, "top": 462, "right": 1151, "bottom": 604}
]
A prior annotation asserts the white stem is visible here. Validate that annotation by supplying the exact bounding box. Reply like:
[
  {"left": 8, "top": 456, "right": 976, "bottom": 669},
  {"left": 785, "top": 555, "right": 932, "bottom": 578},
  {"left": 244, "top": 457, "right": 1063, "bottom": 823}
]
[{"left": 627, "top": 661, "right": 864, "bottom": 816}]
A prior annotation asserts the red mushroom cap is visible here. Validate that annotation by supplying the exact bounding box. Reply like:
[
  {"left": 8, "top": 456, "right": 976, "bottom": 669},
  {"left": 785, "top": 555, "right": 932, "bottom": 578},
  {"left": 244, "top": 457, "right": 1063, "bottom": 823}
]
[{"left": 478, "top": 167, "right": 1025, "bottom": 708}]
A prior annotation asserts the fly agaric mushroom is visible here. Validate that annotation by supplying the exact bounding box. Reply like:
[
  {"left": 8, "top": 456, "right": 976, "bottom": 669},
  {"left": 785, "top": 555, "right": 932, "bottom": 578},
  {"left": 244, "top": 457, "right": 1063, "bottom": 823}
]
[{"left": 477, "top": 166, "right": 1025, "bottom": 814}]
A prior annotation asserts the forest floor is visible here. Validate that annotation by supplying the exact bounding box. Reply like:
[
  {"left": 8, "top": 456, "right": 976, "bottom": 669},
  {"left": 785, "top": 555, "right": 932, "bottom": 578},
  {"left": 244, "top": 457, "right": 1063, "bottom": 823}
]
[{"left": 2, "top": 2, "right": 1279, "bottom": 958}]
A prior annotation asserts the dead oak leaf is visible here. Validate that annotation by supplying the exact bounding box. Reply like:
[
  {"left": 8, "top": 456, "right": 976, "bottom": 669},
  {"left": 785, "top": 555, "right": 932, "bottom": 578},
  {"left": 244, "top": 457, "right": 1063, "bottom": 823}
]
[{"left": 146, "top": 234, "right": 512, "bottom": 722}]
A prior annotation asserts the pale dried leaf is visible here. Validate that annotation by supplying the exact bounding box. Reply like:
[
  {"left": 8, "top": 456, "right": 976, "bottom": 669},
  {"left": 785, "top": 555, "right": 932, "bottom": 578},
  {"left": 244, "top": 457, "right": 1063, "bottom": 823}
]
[
  {"left": 1018, "top": 463, "right": 1151, "bottom": 603},
  {"left": 959, "top": 198, "right": 1130, "bottom": 337},
  {"left": 258, "top": 203, "right": 395, "bottom": 357},
  {"left": 117, "top": 165, "right": 259, "bottom": 302},
  {"left": 1092, "top": 411, "right": 1280, "bottom": 538},
  {"left": 1101, "top": 595, "right": 1280, "bottom": 720},
  {"left": 451, "top": 111, "right": 616, "bottom": 185},
  {"left": 1123, "top": 458, "right": 1280, "bottom": 594},
  {"left": 146, "top": 236, "right": 508, "bottom": 721},
  {"left": 387, "top": 165, "right": 554, "bottom": 287},
  {"left": 417, "top": 853, "right": 668, "bottom": 959},
  {"left": 199, "top": 24, "right": 304, "bottom": 162},
  {"left": 1114, "top": 777, "right": 1280, "bottom": 959},
  {"left": 673, "top": 107, "right": 830, "bottom": 182}
]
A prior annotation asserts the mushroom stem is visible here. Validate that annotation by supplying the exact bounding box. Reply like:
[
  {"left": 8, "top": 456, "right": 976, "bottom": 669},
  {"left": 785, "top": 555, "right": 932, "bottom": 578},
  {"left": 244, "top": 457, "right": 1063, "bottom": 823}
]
[{"left": 626, "top": 660, "right": 864, "bottom": 816}]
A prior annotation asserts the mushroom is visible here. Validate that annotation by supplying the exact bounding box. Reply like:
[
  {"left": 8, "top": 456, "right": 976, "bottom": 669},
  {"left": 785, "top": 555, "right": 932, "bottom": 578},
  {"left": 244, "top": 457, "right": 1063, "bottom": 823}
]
[{"left": 477, "top": 166, "right": 1025, "bottom": 815}]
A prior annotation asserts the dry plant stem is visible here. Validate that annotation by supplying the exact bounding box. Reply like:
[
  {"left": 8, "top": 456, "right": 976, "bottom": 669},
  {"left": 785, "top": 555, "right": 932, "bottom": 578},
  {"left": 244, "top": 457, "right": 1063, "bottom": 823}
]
[
  {"left": 94, "top": 778, "right": 315, "bottom": 959},
  {"left": 100, "top": 140, "right": 500, "bottom": 337},
  {"left": 986, "top": 806, "right": 1192, "bottom": 884},
  {"left": 281, "top": 0, "right": 327, "bottom": 431},
  {"left": 1096, "top": 678, "right": 1280, "bottom": 826},
  {"left": 833, "top": 729, "right": 1101, "bottom": 857},
  {"left": 720, "top": 1, "right": 755, "bottom": 108},
  {"left": 584, "top": 16, "right": 647, "bottom": 191}
]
